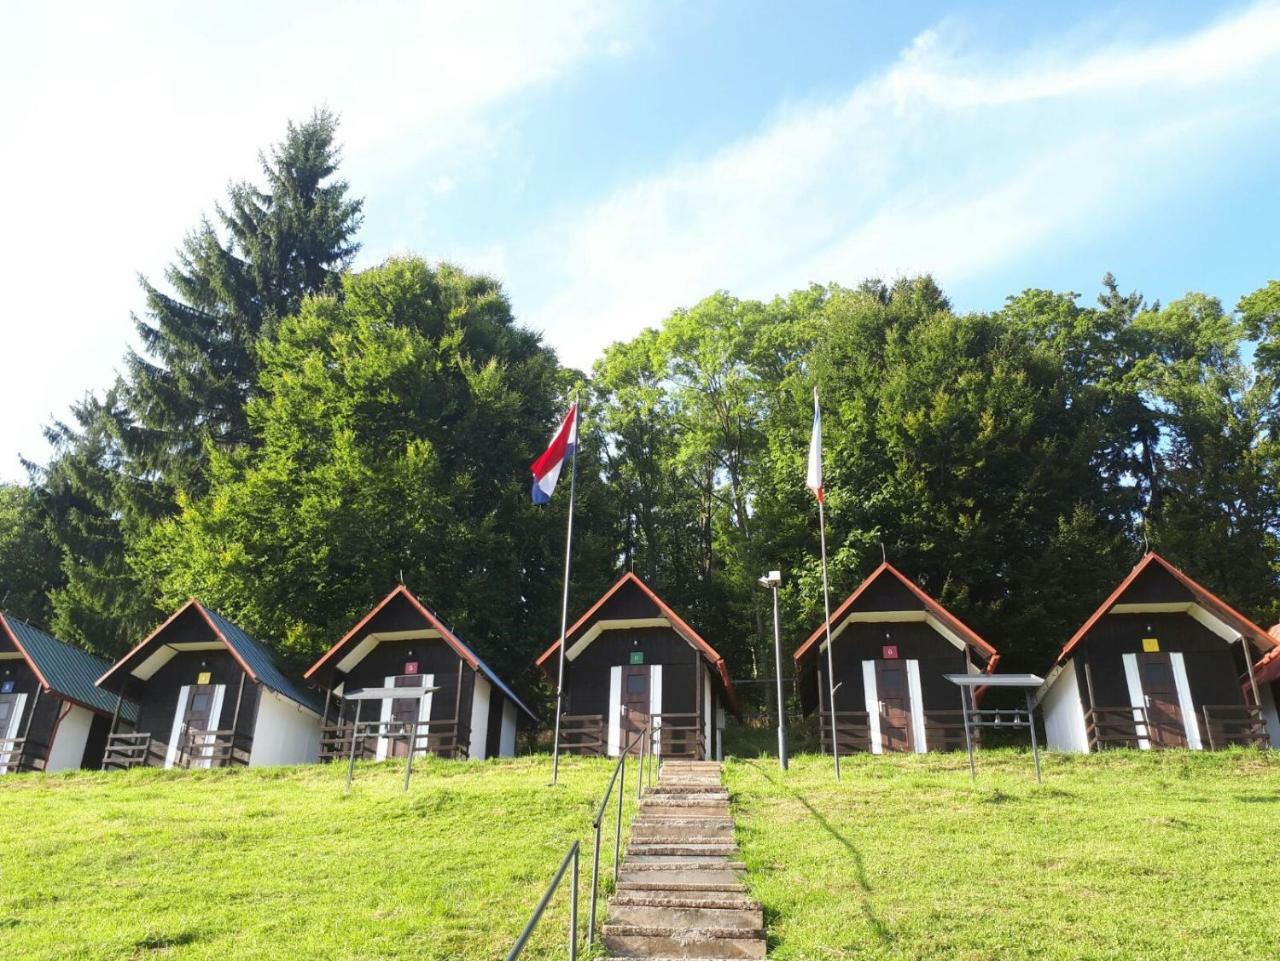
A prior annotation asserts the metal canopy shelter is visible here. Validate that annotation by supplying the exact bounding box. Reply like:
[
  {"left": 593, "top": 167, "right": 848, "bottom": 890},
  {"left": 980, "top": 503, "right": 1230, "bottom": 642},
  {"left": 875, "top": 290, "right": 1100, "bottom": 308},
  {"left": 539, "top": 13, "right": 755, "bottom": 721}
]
[
  {"left": 943, "top": 673, "right": 1045, "bottom": 785},
  {"left": 338, "top": 684, "right": 441, "bottom": 792}
]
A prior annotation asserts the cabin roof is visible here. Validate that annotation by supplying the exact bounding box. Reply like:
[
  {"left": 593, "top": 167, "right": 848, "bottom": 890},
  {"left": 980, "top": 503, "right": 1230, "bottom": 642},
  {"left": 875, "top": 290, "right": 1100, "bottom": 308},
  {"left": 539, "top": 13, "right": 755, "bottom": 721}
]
[
  {"left": 1055, "top": 552, "right": 1277, "bottom": 666},
  {"left": 535, "top": 572, "right": 740, "bottom": 715},
  {"left": 792, "top": 562, "right": 999, "bottom": 670},
  {"left": 1254, "top": 629, "right": 1280, "bottom": 684},
  {"left": 304, "top": 585, "right": 535, "bottom": 721},
  {"left": 0, "top": 612, "right": 137, "bottom": 721},
  {"left": 96, "top": 600, "right": 322, "bottom": 715}
]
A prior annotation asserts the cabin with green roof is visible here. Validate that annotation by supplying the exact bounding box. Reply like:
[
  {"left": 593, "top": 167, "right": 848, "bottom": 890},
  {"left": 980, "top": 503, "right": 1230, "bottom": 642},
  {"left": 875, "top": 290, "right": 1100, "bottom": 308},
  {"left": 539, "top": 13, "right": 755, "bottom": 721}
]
[
  {"left": 0, "top": 612, "right": 135, "bottom": 773},
  {"left": 95, "top": 600, "right": 323, "bottom": 770}
]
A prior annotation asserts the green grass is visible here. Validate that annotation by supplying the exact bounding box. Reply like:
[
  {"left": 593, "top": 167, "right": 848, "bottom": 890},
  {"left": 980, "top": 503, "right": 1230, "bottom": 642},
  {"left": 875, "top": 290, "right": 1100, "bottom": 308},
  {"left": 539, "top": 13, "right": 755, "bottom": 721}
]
[
  {"left": 0, "top": 756, "right": 638, "bottom": 960},
  {"left": 725, "top": 749, "right": 1280, "bottom": 960}
]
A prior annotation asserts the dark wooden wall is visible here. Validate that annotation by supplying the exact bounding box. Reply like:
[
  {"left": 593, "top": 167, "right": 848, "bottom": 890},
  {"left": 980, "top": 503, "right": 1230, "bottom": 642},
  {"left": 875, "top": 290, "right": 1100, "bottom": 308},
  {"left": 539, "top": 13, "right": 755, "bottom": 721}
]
[
  {"left": 130, "top": 649, "right": 260, "bottom": 745},
  {"left": 811, "top": 620, "right": 968, "bottom": 715},
  {"left": 1078, "top": 611, "right": 1248, "bottom": 709},
  {"left": 564, "top": 627, "right": 701, "bottom": 716},
  {"left": 341, "top": 636, "right": 471, "bottom": 729}
]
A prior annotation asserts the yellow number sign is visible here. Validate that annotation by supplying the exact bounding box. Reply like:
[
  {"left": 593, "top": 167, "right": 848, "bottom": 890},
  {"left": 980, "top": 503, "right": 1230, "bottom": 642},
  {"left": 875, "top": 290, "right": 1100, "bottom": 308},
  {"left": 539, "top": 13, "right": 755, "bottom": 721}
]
[{"left": 1141, "top": 638, "right": 1160, "bottom": 653}]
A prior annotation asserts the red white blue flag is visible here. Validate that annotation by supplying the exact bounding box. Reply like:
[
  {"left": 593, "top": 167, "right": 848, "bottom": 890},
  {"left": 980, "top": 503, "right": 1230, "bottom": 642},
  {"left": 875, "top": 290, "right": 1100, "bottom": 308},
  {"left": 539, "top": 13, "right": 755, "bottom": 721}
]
[
  {"left": 806, "top": 389, "right": 824, "bottom": 503},
  {"left": 530, "top": 403, "right": 578, "bottom": 504}
]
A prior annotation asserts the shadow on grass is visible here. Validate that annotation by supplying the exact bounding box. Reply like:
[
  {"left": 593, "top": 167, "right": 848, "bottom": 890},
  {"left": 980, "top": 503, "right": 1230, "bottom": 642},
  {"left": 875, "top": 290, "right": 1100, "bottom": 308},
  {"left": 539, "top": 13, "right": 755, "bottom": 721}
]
[{"left": 741, "top": 760, "right": 896, "bottom": 950}]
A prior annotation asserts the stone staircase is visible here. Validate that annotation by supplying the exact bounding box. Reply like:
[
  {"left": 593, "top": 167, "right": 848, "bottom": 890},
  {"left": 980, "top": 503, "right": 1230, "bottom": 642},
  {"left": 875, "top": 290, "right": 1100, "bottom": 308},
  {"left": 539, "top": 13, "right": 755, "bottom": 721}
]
[{"left": 602, "top": 759, "right": 766, "bottom": 959}]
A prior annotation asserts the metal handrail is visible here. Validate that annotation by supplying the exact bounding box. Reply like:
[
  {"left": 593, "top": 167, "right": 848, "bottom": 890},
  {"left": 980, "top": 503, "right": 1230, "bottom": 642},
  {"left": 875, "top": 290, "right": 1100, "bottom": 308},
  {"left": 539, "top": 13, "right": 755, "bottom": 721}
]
[
  {"left": 505, "top": 841, "right": 581, "bottom": 961},
  {"left": 509, "top": 720, "right": 659, "bottom": 958},
  {"left": 586, "top": 724, "right": 652, "bottom": 947}
]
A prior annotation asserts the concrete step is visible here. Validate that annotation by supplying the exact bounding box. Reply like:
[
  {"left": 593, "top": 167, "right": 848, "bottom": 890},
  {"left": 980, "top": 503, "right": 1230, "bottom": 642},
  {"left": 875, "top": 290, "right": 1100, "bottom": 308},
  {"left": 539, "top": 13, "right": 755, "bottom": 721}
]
[
  {"left": 621, "top": 856, "right": 746, "bottom": 868},
  {"left": 628, "top": 834, "right": 731, "bottom": 846},
  {"left": 617, "top": 880, "right": 748, "bottom": 895},
  {"left": 641, "top": 795, "right": 728, "bottom": 807},
  {"left": 611, "top": 892, "right": 761, "bottom": 912},
  {"left": 632, "top": 821, "right": 734, "bottom": 841},
  {"left": 627, "top": 843, "right": 739, "bottom": 858},
  {"left": 608, "top": 901, "right": 764, "bottom": 930},
  {"left": 602, "top": 925, "right": 766, "bottom": 959}
]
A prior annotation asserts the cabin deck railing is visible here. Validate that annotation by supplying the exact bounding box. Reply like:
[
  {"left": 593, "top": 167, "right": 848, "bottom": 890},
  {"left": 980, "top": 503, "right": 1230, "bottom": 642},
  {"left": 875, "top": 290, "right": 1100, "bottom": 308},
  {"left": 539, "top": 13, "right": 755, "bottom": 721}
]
[
  {"left": 818, "top": 710, "right": 873, "bottom": 754},
  {"left": 652, "top": 712, "right": 705, "bottom": 759},
  {"left": 922, "top": 710, "right": 972, "bottom": 752},
  {"left": 1201, "top": 704, "right": 1269, "bottom": 749},
  {"left": 1085, "top": 706, "right": 1150, "bottom": 751},
  {"left": 0, "top": 736, "right": 45, "bottom": 773},
  {"left": 558, "top": 714, "right": 606, "bottom": 756},
  {"left": 318, "top": 719, "right": 468, "bottom": 762},
  {"left": 102, "top": 731, "right": 162, "bottom": 770},
  {"left": 180, "top": 728, "right": 253, "bottom": 768}
]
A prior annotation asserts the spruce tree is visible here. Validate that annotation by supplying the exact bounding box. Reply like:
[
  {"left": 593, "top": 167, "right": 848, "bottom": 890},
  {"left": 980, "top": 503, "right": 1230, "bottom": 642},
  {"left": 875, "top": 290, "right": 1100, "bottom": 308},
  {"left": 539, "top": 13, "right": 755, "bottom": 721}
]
[{"left": 125, "top": 109, "right": 363, "bottom": 494}]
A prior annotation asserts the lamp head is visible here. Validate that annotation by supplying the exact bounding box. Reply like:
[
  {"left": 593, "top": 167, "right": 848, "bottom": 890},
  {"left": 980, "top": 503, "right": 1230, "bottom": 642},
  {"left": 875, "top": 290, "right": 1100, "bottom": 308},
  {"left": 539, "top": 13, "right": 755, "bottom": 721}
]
[{"left": 758, "top": 570, "right": 782, "bottom": 588}]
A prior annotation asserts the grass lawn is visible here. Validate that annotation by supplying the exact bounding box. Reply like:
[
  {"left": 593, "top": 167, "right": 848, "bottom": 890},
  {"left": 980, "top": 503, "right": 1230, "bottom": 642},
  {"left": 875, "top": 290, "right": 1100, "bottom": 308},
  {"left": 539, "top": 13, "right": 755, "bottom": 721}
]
[
  {"left": 0, "top": 756, "right": 637, "bottom": 960},
  {"left": 726, "top": 749, "right": 1280, "bottom": 960}
]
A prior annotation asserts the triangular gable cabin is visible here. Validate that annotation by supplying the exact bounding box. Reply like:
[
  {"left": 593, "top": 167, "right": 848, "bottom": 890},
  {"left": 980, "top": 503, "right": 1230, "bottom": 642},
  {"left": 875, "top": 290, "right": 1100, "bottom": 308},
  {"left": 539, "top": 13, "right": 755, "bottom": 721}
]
[
  {"left": 96, "top": 600, "right": 323, "bottom": 770},
  {"left": 0, "top": 613, "right": 137, "bottom": 773},
  {"left": 1255, "top": 636, "right": 1280, "bottom": 746},
  {"left": 793, "top": 563, "right": 999, "bottom": 754},
  {"left": 305, "top": 586, "right": 535, "bottom": 762},
  {"left": 1036, "top": 553, "right": 1277, "bottom": 752},
  {"left": 535, "top": 572, "right": 739, "bottom": 761}
]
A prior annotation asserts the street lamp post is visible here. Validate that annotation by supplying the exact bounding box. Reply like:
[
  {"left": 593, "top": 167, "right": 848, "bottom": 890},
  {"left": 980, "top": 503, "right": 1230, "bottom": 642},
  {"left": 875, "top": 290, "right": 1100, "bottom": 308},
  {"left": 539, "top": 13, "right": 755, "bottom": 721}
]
[{"left": 758, "top": 570, "right": 788, "bottom": 771}]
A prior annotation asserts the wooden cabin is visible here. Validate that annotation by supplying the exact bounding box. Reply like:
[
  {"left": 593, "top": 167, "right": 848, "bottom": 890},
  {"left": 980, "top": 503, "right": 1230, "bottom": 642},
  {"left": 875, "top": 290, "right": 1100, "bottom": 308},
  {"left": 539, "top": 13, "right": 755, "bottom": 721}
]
[
  {"left": 95, "top": 600, "right": 323, "bottom": 769},
  {"left": 793, "top": 563, "right": 1000, "bottom": 754},
  {"left": 1036, "top": 553, "right": 1276, "bottom": 752},
  {"left": 0, "top": 612, "right": 136, "bottom": 773},
  {"left": 1255, "top": 636, "right": 1280, "bottom": 746},
  {"left": 535, "top": 572, "right": 739, "bottom": 761},
  {"left": 304, "top": 586, "right": 534, "bottom": 762}
]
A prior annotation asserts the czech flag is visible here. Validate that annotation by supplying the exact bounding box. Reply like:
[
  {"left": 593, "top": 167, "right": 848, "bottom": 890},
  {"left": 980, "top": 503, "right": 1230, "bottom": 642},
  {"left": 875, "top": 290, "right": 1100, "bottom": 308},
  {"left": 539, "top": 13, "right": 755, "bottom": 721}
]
[
  {"left": 531, "top": 403, "right": 579, "bottom": 504},
  {"left": 806, "top": 389, "right": 823, "bottom": 503}
]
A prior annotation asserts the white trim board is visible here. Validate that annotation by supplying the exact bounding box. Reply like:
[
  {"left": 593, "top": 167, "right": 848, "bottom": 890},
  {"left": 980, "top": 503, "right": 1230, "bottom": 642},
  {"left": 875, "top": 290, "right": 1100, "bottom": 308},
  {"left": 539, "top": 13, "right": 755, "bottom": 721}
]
[
  {"left": 607, "top": 666, "right": 622, "bottom": 757},
  {"left": 132, "top": 642, "right": 224, "bottom": 682},
  {"left": 1169, "top": 653, "right": 1202, "bottom": 750},
  {"left": 565, "top": 618, "right": 670, "bottom": 661},
  {"left": 1121, "top": 654, "right": 1151, "bottom": 750},
  {"left": 906, "top": 660, "right": 927, "bottom": 753},
  {"left": 165, "top": 685, "right": 191, "bottom": 768},
  {"left": 862, "top": 660, "right": 882, "bottom": 755},
  {"left": 820, "top": 610, "right": 969, "bottom": 657},
  {"left": 335, "top": 629, "right": 442, "bottom": 675}
]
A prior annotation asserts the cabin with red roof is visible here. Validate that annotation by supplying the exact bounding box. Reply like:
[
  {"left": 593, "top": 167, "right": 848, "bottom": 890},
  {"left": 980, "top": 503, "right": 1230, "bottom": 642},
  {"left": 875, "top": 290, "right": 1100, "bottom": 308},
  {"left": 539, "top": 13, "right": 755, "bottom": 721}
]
[
  {"left": 306, "top": 586, "right": 535, "bottom": 762},
  {"left": 96, "top": 600, "right": 323, "bottom": 770},
  {"left": 1036, "top": 553, "right": 1276, "bottom": 752},
  {"left": 536, "top": 572, "right": 738, "bottom": 761},
  {"left": 793, "top": 563, "right": 999, "bottom": 754}
]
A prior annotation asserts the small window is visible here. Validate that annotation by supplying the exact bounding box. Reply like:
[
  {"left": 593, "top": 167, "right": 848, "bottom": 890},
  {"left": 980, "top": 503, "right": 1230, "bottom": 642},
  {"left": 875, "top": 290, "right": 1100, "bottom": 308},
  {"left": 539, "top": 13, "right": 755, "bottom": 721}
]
[{"left": 626, "top": 674, "right": 647, "bottom": 694}]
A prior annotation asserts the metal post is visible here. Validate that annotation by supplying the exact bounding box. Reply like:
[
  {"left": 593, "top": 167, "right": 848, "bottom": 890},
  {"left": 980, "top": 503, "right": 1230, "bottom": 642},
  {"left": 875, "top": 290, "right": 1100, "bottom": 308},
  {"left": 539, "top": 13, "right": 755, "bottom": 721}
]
[
  {"left": 229, "top": 672, "right": 247, "bottom": 765},
  {"left": 403, "top": 727, "right": 415, "bottom": 792},
  {"left": 638, "top": 725, "right": 647, "bottom": 800},
  {"left": 588, "top": 820, "right": 602, "bottom": 946},
  {"left": 345, "top": 700, "right": 361, "bottom": 793},
  {"left": 614, "top": 752, "right": 626, "bottom": 886},
  {"left": 770, "top": 582, "right": 788, "bottom": 770},
  {"left": 817, "top": 497, "right": 840, "bottom": 781},
  {"left": 1242, "top": 635, "right": 1263, "bottom": 709},
  {"left": 102, "top": 688, "right": 124, "bottom": 771},
  {"left": 1025, "top": 690, "right": 1042, "bottom": 784},
  {"left": 569, "top": 843, "right": 579, "bottom": 961},
  {"left": 961, "top": 686, "right": 976, "bottom": 786},
  {"left": 551, "top": 397, "right": 581, "bottom": 787}
]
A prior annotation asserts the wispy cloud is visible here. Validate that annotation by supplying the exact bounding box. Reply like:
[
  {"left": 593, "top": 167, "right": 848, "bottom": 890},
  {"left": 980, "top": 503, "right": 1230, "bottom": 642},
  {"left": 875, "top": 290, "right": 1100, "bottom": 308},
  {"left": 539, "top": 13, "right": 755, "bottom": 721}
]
[
  {"left": 0, "top": 0, "right": 633, "bottom": 479},
  {"left": 521, "top": 2, "right": 1280, "bottom": 371}
]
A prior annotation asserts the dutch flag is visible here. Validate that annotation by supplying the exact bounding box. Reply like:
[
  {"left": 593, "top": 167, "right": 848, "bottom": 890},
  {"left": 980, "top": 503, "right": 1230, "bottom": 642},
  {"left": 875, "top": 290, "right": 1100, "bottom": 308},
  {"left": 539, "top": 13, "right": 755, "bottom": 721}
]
[{"left": 530, "top": 402, "right": 579, "bottom": 504}]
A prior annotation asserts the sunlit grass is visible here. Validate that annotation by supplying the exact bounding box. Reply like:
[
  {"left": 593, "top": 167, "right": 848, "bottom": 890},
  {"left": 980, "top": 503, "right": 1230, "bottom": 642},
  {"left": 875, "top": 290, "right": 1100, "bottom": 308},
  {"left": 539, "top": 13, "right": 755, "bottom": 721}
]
[
  {"left": 726, "top": 749, "right": 1280, "bottom": 960},
  {"left": 0, "top": 755, "right": 635, "bottom": 960}
]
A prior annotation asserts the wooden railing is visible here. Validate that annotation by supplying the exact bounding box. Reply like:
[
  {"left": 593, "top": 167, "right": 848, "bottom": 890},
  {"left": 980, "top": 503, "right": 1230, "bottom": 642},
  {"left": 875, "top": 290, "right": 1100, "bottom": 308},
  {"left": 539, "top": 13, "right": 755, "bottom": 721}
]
[
  {"left": 318, "top": 719, "right": 468, "bottom": 762},
  {"left": 818, "top": 710, "right": 873, "bottom": 755},
  {"left": 0, "top": 736, "right": 45, "bottom": 773},
  {"left": 181, "top": 728, "right": 252, "bottom": 768},
  {"left": 923, "top": 710, "right": 971, "bottom": 752},
  {"left": 1086, "top": 706, "right": 1150, "bottom": 751},
  {"left": 1201, "top": 705, "right": 1269, "bottom": 749},
  {"left": 103, "top": 732, "right": 162, "bottom": 770},
  {"left": 653, "top": 712, "right": 706, "bottom": 759},
  {"left": 559, "top": 714, "right": 606, "bottom": 756}
]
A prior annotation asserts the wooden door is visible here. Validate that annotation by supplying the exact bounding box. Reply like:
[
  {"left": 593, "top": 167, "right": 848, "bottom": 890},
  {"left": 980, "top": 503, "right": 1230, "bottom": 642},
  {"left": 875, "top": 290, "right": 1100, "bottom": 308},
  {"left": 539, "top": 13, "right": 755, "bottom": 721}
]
[
  {"left": 184, "top": 684, "right": 219, "bottom": 733},
  {"left": 875, "top": 660, "right": 913, "bottom": 752},
  {"left": 1138, "top": 653, "right": 1186, "bottom": 748},
  {"left": 388, "top": 675, "right": 424, "bottom": 759},
  {"left": 621, "top": 665, "right": 650, "bottom": 755}
]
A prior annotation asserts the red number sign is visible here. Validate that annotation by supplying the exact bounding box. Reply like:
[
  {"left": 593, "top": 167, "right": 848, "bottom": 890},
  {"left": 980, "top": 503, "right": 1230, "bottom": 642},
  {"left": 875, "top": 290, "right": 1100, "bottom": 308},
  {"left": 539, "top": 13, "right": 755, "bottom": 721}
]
[
  {"left": 882, "top": 645, "right": 899, "bottom": 660},
  {"left": 404, "top": 661, "right": 420, "bottom": 676}
]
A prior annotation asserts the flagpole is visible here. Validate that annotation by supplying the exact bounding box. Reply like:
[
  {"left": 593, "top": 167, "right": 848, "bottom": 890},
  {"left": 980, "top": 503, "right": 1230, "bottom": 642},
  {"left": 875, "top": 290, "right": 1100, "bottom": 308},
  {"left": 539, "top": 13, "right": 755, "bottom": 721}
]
[
  {"left": 818, "top": 493, "right": 841, "bottom": 782},
  {"left": 550, "top": 395, "right": 580, "bottom": 786}
]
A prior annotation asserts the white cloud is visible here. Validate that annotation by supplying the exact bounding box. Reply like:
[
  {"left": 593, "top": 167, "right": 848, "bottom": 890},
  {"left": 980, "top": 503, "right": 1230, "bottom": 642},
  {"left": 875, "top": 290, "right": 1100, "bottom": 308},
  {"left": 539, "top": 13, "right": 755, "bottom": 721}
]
[
  {"left": 520, "top": 2, "right": 1280, "bottom": 371},
  {"left": 0, "top": 0, "right": 633, "bottom": 480}
]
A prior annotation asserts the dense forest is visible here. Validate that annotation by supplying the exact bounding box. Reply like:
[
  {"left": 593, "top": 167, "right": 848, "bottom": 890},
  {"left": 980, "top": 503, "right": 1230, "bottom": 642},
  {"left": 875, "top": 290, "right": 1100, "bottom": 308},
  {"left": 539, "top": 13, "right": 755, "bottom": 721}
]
[{"left": 3, "top": 113, "right": 1278, "bottom": 710}]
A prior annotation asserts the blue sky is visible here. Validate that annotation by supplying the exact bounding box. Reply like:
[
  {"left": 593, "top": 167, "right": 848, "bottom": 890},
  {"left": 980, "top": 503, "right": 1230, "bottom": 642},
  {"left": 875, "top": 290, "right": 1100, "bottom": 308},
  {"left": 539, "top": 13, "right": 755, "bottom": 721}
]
[{"left": 2, "top": 1, "right": 1279, "bottom": 481}]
